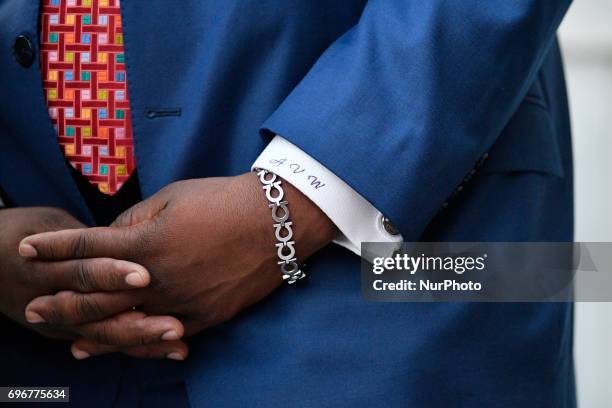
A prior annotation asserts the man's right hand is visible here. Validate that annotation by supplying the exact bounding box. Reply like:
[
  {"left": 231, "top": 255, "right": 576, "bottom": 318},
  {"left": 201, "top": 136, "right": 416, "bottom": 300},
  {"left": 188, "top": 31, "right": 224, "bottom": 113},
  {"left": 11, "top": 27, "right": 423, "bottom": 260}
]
[{"left": 0, "top": 207, "right": 189, "bottom": 360}]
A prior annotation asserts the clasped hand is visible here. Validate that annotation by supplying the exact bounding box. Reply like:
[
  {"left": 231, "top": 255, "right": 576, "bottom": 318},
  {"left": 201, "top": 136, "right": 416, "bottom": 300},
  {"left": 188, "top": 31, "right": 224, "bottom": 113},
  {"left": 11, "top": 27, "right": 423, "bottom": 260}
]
[{"left": 16, "top": 173, "right": 335, "bottom": 360}]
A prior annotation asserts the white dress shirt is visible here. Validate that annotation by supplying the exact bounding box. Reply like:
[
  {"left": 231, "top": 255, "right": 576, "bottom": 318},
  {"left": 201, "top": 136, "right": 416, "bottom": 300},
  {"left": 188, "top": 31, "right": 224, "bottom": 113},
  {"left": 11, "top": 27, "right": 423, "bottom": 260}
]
[{"left": 253, "top": 135, "right": 403, "bottom": 262}]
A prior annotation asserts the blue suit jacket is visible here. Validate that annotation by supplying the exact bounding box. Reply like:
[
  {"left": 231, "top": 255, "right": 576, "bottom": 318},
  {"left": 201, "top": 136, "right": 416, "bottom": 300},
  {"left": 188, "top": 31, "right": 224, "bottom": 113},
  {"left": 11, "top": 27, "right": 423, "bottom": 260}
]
[{"left": 0, "top": 1, "right": 574, "bottom": 407}]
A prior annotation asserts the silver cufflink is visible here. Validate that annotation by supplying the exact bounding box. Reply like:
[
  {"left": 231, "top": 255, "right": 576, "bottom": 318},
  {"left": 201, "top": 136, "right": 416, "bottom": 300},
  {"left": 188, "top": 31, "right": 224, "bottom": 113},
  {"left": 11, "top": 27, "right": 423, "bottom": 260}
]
[{"left": 381, "top": 216, "right": 400, "bottom": 236}]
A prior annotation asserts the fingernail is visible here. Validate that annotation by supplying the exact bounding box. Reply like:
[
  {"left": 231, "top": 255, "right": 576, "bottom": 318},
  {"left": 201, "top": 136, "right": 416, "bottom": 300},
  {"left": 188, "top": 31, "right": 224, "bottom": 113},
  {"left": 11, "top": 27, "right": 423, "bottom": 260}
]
[
  {"left": 18, "top": 243, "right": 38, "bottom": 258},
  {"left": 25, "top": 310, "right": 45, "bottom": 324},
  {"left": 166, "top": 352, "right": 184, "bottom": 361},
  {"left": 161, "top": 330, "right": 180, "bottom": 341},
  {"left": 125, "top": 271, "right": 147, "bottom": 287},
  {"left": 72, "top": 348, "right": 91, "bottom": 360}
]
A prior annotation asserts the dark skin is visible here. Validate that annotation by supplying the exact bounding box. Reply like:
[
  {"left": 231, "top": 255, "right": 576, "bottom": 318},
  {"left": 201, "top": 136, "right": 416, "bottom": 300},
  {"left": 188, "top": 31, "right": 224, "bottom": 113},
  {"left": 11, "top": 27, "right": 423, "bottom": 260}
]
[
  {"left": 0, "top": 207, "right": 189, "bottom": 360},
  {"left": 18, "top": 172, "right": 337, "bottom": 359}
]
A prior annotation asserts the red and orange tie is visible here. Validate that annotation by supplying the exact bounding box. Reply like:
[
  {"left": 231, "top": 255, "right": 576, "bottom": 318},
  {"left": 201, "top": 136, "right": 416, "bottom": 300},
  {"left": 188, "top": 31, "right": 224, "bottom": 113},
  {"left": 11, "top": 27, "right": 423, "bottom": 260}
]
[{"left": 41, "top": 0, "right": 135, "bottom": 195}]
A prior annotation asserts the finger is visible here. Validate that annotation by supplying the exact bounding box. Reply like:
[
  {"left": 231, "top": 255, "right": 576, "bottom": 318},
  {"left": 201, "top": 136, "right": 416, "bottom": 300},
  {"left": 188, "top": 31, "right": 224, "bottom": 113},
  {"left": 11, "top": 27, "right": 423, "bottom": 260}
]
[
  {"left": 18, "top": 227, "right": 137, "bottom": 261},
  {"left": 30, "top": 258, "right": 150, "bottom": 292},
  {"left": 121, "top": 340, "right": 189, "bottom": 360},
  {"left": 72, "top": 339, "right": 189, "bottom": 360},
  {"left": 75, "top": 311, "right": 185, "bottom": 347},
  {"left": 25, "top": 290, "right": 145, "bottom": 325}
]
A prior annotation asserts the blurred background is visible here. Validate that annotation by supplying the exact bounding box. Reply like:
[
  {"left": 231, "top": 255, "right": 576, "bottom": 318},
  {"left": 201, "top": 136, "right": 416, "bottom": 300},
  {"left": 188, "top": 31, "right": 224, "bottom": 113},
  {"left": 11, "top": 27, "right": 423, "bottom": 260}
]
[{"left": 558, "top": 0, "right": 612, "bottom": 406}]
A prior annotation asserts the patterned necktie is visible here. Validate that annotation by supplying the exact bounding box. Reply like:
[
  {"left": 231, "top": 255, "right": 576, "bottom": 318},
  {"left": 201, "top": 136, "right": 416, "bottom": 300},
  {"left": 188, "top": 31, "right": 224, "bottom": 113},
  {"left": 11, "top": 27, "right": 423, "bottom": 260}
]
[{"left": 40, "top": 0, "right": 135, "bottom": 195}]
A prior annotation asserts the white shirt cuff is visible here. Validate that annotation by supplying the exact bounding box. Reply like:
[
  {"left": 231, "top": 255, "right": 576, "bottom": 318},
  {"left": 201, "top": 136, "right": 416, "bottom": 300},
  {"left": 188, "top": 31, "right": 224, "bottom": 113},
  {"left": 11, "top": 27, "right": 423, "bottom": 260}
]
[{"left": 252, "top": 135, "right": 402, "bottom": 262}]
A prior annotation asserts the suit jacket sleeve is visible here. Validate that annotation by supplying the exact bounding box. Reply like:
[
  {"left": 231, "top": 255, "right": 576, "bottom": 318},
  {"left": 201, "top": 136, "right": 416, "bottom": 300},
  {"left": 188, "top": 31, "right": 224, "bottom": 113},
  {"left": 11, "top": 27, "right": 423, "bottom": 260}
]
[{"left": 260, "top": 0, "right": 572, "bottom": 240}]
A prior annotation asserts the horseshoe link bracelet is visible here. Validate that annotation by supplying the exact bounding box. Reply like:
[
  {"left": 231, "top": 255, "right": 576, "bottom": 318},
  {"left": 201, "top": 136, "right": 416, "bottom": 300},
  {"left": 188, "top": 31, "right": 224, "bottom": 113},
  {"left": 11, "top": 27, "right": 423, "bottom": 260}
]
[{"left": 254, "top": 168, "right": 306, "bottom": 284}]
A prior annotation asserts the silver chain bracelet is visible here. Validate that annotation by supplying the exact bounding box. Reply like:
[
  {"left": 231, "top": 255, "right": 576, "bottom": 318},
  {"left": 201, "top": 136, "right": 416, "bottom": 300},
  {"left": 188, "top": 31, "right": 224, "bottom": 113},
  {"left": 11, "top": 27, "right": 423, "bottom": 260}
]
[{"left": 254, "top": 168, "right": 306, "bottom": 284}]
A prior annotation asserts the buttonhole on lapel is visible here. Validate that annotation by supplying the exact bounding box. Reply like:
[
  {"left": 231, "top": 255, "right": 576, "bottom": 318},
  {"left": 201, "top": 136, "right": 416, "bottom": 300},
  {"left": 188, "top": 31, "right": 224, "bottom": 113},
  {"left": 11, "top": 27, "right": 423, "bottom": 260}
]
[{"left": 145, "top": 108, "right": 181, "bottom": 119}]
